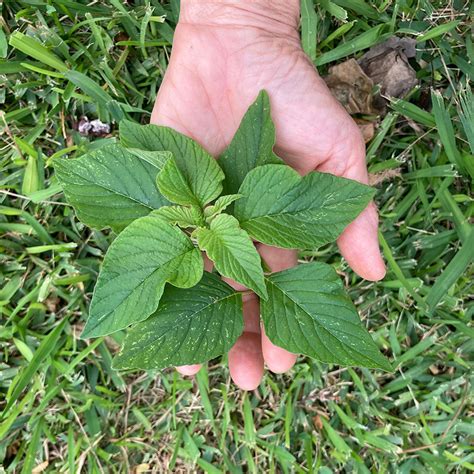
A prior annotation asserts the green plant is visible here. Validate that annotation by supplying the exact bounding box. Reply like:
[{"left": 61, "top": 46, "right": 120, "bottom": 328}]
[{"left": 53, "top": 91, "right": 391, "bottom": 372}]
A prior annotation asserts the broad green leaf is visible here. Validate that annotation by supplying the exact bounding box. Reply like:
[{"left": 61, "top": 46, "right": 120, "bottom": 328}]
[
  {"left": 82, "top": 214, "right": 203, "bottom": 338},
  {"left": 235, "top": 164, "right": 374, "bottom": 249},
  {"left": 218, "top": 90, "right": 283, "bottom": 195},
  {"left": 152, "top": 206, "right": 203, "bottom": 228},
  {"left": 261, "top": 263, "right": 392, "bottom": 371},
  {"left": 157, "top": 156, "right": 199, "bottom": 206},
  {"left": 113, "top": 272, "right": 243, "bottom": 370},
  {"left": 128, "top": 148, "right": 170, "bottom": 169},
  {"left": 195, "top": 214, "right": 267, "bottom": 299},
  {"left": 204, "top": 194, "right": 242, "bottom": 220},
  {"left": 120, "top": 120, "right": 224, "bottom": 206},
  {"left": 54, "top": 144, "right": 170, "bottom": 232}
]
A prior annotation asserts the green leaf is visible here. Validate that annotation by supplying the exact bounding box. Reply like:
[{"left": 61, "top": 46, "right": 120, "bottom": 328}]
[
  {"left": 195, "top": 214, "right": 267, "bottom": 299},
  {"left": 152, "top": 206, "right": 203, "bottom": 228},
  {"left": 82, "top": 214, "right": 203, "bottom": 338},
  {"left": 417, "top": 20, "right": 460, "bottom": 42},
  {"left": 120, "top": 120, "right": 224, "bottom": 206},
  {"left": 113, "top": 272, "right": 243, "bottom": 370},
  {"left": 64, "top": 70, "right": 114, "bottom": 106},
  {"left": 218, "top": 90, "right": 283, "bottom": 195},
  {"left": 54, "top": 144, "right": 170, "bottom": 232},
  {"left": 157, "top": 156, "right": 200, "bottom": 206},
  {"left": 0, "top": 30, "right": 8, "bottom": 58},
  {"left": 9, "top": 31, "right": 68, "bottom": 72},
  {"left": 315, "top": 25, "right": 389, "bottom": 66},
  {"left": 4, "top": 319, "right": 67, "bottom": 414},
  {"left": 301, "top": 0, "right": 318, "bottom": 62},
  {"left": 22, "top": 156, "right": 39, "bottom": 196},
  {"left": 431, "top": 89, "right": 465, "bottom": 173},
  {"left": 127, "top": 148, "right": 170, "bottom": 169},
  {"left": 261, "top": 263, "right": 392, "bottom": 370},
  {"left": 234, "top": 164, "right": 374, "bottom": 249},
  {"left": 204, "top": 194, "right": 242, "bottom": 220}
]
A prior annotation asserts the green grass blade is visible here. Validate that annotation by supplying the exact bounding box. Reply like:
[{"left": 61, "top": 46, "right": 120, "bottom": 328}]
[
  {"left": 21, "top": 418, "right": 44, "bottom": 474},
  {"left": 426, "top": 228, "right": 474, "bottom": 310},
  {"left": 301, "top": 0, "right": 318, "bottom": 63},
  {"left": 417, "top": 20, "right": 460, "bottom": 42},
  {"left": 378, "top": 231, "right": 426, "bottom": 308},
  {"left": 389, "top": 98, "right": 436, "bottom": 128},
  {"left": 9, "top": 31, "right": 68, "bottom": 72},
  {"left": 332, "top": 0, "right": 382, "bottom": 20},
  {"left": 315, "top": 25, "right": 388, "bottom": 66},
  {"left": 4, "top": 319, "right": 67, "bottom": 414},
  {"left": 458, "top": 88, "right": 474, "bottom": 154},
  {"left": 431, "top": 89, "right": 464, "bottom": 172},
  {"left": 319, "top": 0, "right": 348, "bottom": 21}
]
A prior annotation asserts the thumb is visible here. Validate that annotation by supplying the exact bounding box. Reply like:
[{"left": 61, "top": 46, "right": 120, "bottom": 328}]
[
  {"left": 338, "top": 202, "right": 385, "bottom": 281},
  {"left": 318, "top": 137, "right": 386, "bottom": 281}
]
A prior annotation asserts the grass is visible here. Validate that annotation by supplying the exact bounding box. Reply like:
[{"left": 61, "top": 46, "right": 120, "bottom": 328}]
[{"left": 1, "top": 0, "right": 473, "bottom": 472}]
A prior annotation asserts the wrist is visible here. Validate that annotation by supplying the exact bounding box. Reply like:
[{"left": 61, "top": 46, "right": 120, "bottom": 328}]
[{"left": 179, "top": 1, "right": 300, "bottom": 37}]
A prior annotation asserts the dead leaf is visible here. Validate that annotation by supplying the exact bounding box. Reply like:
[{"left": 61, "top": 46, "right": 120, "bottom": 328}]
[
  {"left": 354, "top": 118, "right": 375, "bottom": 143},
  {"left": 429, "top": 365, "right": 440, "bottom": 375},
  {"left": 72, "top": 321, "right": 85, "bottom": 338},
  {"left": 358, "top": 37, "right": 418, "bottom": 110},
  {"left": 312, "top": 415, "right": 324, "bottom": 430},
  {"left": 368, "top": 168, "right": 402, "bottom": 186},
  {"left": 133, "top": 464, "right": 151, "bottom": 473},
  {"left": 359, "top": 37, "right": 416, "bottom": 63},
  {"left": 324, "top": 59, "right": 376, "bottom": 115},
  {"left": 77, "top": 116, "right": 111, "bottom": 137},
  {"left": 32, "top": 462, "right": 49, "bottom": 473},
  {"left": 105, "top": 335, "right": 121, "bottom": 353},
  {"left": 45, "top": 295, "right": 59, "bottom": 313}
]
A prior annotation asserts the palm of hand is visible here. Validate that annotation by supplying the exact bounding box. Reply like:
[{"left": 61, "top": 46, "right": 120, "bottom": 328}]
[{"left": 151, "top": 23, "right": 385, "bottom": 389}]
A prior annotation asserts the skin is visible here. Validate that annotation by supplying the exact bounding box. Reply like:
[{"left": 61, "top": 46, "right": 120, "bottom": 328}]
[{"left": 151, "top": 1, "right": 386, "bottom": 390}]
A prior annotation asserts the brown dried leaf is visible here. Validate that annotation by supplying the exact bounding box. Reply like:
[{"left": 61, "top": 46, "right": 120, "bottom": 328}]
[
  {"left": 358, "top": 37, "right": 418, "bottom": 110},
  {"left": 354, "top": 118, "right": 375, "bottom": 143},
  {"left": 32, "top": 462, "right": 49, "bottom": 473},
  {"left": 45, "top": 295, "right": 59, "bottom": 313},
  {"left": 77, "top": 116, "right": 111, "bottom": 137},
  {"left": 324, "top": 59, "right": 377, "bottom": 115},
  {"left": 368, "top": 168, "right": 402, "bottom": 186},
  {"left": 313, "top": 415, "right": 324, "bottom": 430},
  {"left": 429, "top": 365, "right": 440, "bottom": 375},
  {"left": 133, "top": 464, "right": 151, "bottom": 473}
]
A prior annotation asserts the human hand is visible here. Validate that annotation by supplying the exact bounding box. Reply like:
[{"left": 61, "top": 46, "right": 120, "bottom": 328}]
[{"left": 151, "top": 0, "right": 386, "bottom": 390}]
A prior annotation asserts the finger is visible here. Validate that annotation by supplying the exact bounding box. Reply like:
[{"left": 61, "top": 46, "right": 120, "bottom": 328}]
[
  {"left": 228, "top": 293, "right": 264, "bottom": 390},
  {"left": 318, "top": 138, "right": 385, "bottom": 281},
  {"left": 261, "top": 327, "right": 297, "bottom": 373},
  {"left": 204, "top": 257, "right": 264, "bottom": 389},
  {"left": 256, "top": 244, "right": 297, "bottom": 271},
  {"left": 257, "top": 244, "right": 298, "bottom": 373},
  {"left": 228, "top": 333, "right": 264, "bottom": 391},
  {"left": 176, "top": 364, "right": 201, "bottom": 376},
  {"left": 337, "top": 203, "right": 385, "bottom": 281},
  {"left": 203, "top": 253, "right": 214, "bottom": 272}
]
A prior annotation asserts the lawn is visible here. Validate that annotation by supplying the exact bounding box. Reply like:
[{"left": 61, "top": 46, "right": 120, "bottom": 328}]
[{"left": 0, "top": 1, "right": 472, "bottom": 472}]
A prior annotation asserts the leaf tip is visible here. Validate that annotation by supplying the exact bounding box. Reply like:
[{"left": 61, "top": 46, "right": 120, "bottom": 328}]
[
  {"left": 257, "top": 286, "right": 269, "bottom": 301},
  {"left": 375, "top": 356, "right": 393, "bottom": 372}
]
